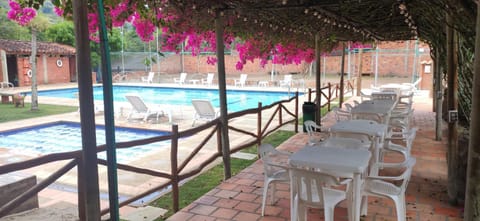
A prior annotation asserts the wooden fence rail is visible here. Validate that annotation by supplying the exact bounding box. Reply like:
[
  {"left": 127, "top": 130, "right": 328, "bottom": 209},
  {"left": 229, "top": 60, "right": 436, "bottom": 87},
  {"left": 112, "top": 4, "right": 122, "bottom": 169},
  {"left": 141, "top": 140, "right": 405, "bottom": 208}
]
[{"left": 307, "top": 79, "right": 356, "bottom": 111}]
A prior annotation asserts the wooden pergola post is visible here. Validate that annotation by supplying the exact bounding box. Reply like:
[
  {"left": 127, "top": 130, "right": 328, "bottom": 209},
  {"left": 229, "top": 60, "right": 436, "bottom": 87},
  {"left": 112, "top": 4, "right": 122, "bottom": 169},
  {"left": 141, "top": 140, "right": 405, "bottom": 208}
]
[
  {"left": 356, "top": 48, "right": 363, "bottom": 96},
  {"left": 72, "top": 0, "right": 101, "bottom": 219},
  {"left": 434, "top": 48, "right": 443, "bottom": 141},
  {"left": 339, "top": 42, "right": 346, "bottom": 107},
  {"left": 215, "top": 10, "right": 231, "bottom": 179},
  {"left": 446, "top": 13, "right": 459, "bottom": 204},
  {"left": 314, "top": 33, "right": 321, "bottom": 126},
  {"left": 464, "top": 2, "right": 480, "bottom": 219}
]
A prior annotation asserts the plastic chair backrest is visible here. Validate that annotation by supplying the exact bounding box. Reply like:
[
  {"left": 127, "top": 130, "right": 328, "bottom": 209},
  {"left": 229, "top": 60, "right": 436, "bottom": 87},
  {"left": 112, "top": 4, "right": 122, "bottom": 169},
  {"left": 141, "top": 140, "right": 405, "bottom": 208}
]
[
  {"left": 240, "top": 74, "right": 248, "bottom": 82},
  {"left": 258, "top": 143, "right": 285, "bottom": 177},
  {"left": 328, "top": 130, "right": 373, "bottom": 148},
  {"left": 332, "top": 107, "right": 351, "bottom": 122},
  {"left": 206, "top": 73, "right": 214, "bottom": 82},
  {"left": 304, "top": 120, "right": 322, "bottom": 144},
  {"left": 289, "top": 167, "right": 341, "bottom": 204},
  {"left": 125, "top": 95, "right": 149, "bottom": 112},
  {"left": 371, "top": 92, "right": 397, "bottom": 101},
  {"left": 191, "top": 99, "right": 216, "bottom": 118},
  {"left": 320, "top": 137, "right": 369, "bottom": 150},
  {"left": 180, "top": 73, "right": 187, "bottom": 81}
]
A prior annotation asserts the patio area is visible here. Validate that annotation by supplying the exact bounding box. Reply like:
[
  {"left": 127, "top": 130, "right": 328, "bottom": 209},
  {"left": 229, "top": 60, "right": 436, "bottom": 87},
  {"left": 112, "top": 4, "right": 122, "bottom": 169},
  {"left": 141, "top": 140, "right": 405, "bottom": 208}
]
[{"left": 167, "top": 93, "right": 464, "bottom": 221}]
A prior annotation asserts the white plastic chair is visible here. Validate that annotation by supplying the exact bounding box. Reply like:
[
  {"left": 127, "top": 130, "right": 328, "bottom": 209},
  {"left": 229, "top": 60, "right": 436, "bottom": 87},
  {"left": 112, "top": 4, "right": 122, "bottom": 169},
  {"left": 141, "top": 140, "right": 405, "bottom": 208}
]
[
  {"left": 327, "top": 130, "right": 373, "bottom": 150},
  {"left": 174, "top": 72, "right": 187, "bottom": 85},
  {"left": 402, "top": 77, "right": 421, "bottom": 93},
  {"left": 125, "top": 94, "right": 171, "bottom": 122},
  {"left": 234, "top": 74, "right": 248, "bottom": 87},
  {"left": 319, "top": 137, "right": 368, "bottom": 150},
  {"left": 384, "top": 127, "right": 417, "bottom": 160},
  {"left": 371, "top": 92, "right": 397, "bottom": 101},
  {"left": 0, "top": 82, "right": 14, "bottom": 89},
  {"left": 360, "top": 90, "right": 372, "bottom": 102},
  {"left": 362, "top": 157, "right": 416, "bottom": 221},
  {"left": 289, "top": 167, "right": 351, "bottom": 221},
  {"left": 351, "top": 112, "right": 385, "bottom": 124},
  {"left": 303, "top": 120, "right": 323, "bottom": 145},
  {"left": 141, "top": 71, "right": 155, "bottom": 84},
  {"left": 344, "top": 103, "right": 354, "bottom": 111},
  {"left": 332, "top": 107, "right": 351, "bottom": 122},
  {"left": 389, "top": 107, "right": 414, "bottom": 134},
  {"left": 279, "top": 74, "right": 292, "bottom": 87},
  {"left": 258, "top": 143, "right": 291, "bottom": 216},
  {"left": 201, "top": 73, "right": 214, "bottom": 86},
  {"left": 191, "top": 99, "right": 219, "bottom": 126}
]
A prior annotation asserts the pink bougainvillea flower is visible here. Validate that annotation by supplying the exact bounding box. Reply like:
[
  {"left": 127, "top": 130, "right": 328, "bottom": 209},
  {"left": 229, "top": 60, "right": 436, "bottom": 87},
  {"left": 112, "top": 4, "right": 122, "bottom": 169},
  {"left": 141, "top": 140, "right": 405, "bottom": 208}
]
[
  {"left": 206, "top": 56, "right": 217, "bottom": 65},
  {"left": 7, "top": 0, "right": 37, "bottom": 26},
  {"left": 235, "top": 61, "right": 244, "bottom": 70},
  {"left": 131, "top": 12, "right": 156, "bottom": 42},
  {"left": 54, "top": 6, "right": 64, "bottom": 17},
  {"left": 110, "top": 0, "right": 131, "bottom": 27},
  {"left": 87, "top": 12, "right": 100, "bottom": 42}
]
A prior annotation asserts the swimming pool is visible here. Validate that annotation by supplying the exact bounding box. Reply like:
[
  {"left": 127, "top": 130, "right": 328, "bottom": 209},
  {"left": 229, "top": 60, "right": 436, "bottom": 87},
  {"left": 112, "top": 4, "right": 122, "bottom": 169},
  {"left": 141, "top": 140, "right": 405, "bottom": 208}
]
[
  {"left": 0, "top": 121, "right": 169, "bottom": 163},
  {"left": 35, "top": 85, "right": 295, "bottom": 111}
]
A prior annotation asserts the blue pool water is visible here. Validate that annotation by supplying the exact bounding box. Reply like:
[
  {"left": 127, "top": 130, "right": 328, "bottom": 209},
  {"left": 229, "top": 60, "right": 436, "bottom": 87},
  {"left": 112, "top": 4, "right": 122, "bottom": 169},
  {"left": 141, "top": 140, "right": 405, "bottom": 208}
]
[
  {"left": 34, "top": 85, "right": 294, "bottom": 111},
  {"left": 0, "top": 121, "right": 169, "bottom": 163}
]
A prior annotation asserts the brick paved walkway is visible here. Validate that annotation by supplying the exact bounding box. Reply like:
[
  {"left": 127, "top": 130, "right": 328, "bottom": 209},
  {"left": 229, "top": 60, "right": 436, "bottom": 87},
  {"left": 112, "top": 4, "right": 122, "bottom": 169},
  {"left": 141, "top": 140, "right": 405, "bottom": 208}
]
[{"left": 168, "top": 94, "right": 464, "bottom": 221}]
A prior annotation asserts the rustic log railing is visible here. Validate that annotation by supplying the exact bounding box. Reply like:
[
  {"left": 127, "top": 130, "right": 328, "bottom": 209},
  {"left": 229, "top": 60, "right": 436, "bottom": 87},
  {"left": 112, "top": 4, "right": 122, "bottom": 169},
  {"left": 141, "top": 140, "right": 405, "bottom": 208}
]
[
  {"left": 307, "top": 79, "right": 356, "bottom": 111},
  {"left": 0, "top": 91, "right": 300, "bottom": 218}
]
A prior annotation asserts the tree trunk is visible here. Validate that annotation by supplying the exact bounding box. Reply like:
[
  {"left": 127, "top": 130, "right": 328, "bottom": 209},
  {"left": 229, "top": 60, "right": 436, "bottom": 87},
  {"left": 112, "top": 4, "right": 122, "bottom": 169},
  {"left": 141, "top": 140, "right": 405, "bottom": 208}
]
[
  {"left": 30, "top": 28, "right": 38, "bottom": 111},
  {"left": 464, "top": 2, "right": 480, "bottom": 219}
]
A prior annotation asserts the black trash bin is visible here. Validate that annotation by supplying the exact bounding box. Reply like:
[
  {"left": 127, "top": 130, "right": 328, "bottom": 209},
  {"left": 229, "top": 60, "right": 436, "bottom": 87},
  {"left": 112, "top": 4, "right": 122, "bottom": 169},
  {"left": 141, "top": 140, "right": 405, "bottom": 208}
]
[{"left": 302, "top": 102, "right": 317, "bottom": 132}]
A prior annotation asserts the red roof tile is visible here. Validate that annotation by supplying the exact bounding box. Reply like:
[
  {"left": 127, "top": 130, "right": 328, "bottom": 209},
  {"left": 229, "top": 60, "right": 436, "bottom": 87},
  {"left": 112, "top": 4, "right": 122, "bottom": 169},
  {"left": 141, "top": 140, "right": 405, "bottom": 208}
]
[{"left": 0, "top": 39, "right": 75, "bottom": 55}]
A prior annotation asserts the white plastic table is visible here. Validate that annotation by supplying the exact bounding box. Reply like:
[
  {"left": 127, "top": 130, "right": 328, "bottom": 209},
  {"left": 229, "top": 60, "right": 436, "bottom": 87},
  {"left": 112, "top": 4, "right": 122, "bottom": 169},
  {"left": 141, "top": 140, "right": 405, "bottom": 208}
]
[
  {"left": 289, "top": 146, "right": 371, "bottom": 221},
  {"left": 351, "top": 100, "right": 396, "bottom": 115},
  {"left": 351, "top": 100, "right": 396, "bottom": 123},
  {"left": 189, "top": 79, "right": 200, "bottom": 85},
  {"left": 329, "top": 120, "right": 388, "bottom": 176},
  {"left": 379, "top": 83, "right": 413, "bottom": 95}
]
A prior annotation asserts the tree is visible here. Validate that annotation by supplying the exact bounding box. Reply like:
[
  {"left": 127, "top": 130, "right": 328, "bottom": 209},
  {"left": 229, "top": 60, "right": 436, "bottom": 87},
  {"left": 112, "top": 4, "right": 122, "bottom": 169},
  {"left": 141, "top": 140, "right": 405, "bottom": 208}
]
[
  {"left": 45, "top": 20, "right": 75, "bottom": 46},
  {"left": 28, "top": 13, "right": 50, "bottom": 111},
  {"left": 0, "top": 7, "right": 30, "bottom": 40}
]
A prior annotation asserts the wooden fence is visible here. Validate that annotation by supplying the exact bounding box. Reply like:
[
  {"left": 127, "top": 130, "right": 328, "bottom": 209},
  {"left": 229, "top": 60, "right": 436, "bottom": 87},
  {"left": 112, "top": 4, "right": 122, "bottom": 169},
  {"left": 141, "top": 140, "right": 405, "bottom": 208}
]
[{"left": 307, "top": 79, "right": 356, "bottom": 111}]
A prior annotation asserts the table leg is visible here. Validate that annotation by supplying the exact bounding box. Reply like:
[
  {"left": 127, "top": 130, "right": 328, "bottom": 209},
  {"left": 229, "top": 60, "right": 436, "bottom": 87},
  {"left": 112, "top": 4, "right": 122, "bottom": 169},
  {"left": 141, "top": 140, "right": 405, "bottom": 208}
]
[
  {"left": 290, "top": 179, "right": 295, "bottom": 221},
  {"left": 352, "top": 173, "right": 362, "bottom": 221},
  {"left": 370, "top": 137, "right": 380, "bottom": 176}
]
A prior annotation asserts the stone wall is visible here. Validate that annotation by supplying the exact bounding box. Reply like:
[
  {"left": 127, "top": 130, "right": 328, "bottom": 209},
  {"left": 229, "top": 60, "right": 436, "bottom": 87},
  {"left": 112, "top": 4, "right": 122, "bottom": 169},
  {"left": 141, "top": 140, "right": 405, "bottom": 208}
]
[{"left": 0, "top": 176, "right": 39, "bottom": 216}]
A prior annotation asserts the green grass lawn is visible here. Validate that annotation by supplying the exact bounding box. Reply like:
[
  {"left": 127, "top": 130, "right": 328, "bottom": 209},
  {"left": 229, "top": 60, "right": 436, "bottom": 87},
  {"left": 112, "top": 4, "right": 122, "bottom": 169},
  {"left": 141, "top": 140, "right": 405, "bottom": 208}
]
[
  {"left": 0, "top": 103, "right": 78, "bottom": 123},
  {"left": 150, "top": 130, "right": 295, "bottom": 220}
]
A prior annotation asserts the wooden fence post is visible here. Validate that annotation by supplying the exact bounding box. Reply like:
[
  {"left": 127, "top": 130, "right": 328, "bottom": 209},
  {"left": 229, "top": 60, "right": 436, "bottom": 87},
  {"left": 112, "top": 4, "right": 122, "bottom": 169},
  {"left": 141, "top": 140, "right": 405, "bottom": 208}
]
[
  {"left": 171, "top": 124, "right": 179, "bottom": 212},
  {"left": 295, "top": 91, "right": 299, "bottom": 133},
  {"left": 279, "top": 102, "right": 283, "bottom": 125},
  {"left": 257, "top": 102, "right": 262, "bottom": 148},
  {"left": 308, "top": 88, "right": 312, "bottom": 102},
  {"left": 77, "top": 158, "right": 86, "bottom": 220},
  {"left": 328, "top": 83, "right": 332, "bottom": 111}
]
